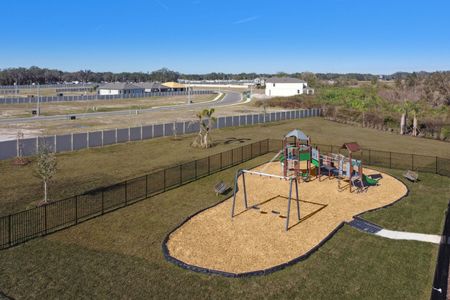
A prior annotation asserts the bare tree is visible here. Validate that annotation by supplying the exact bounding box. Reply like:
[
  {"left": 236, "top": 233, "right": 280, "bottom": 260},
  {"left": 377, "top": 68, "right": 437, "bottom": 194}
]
[
  {"left": 35, "top": 143, "right": 57, "bottom": 204},
  {"left": 14, "top": 130, "right": 29, "bottom": 165}
]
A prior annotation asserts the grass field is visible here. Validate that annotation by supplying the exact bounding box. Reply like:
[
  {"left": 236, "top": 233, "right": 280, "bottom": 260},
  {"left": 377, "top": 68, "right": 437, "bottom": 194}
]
[
  {"left": 1, "top": 117, "right": 449, "bottom": 216},
  {"left": 0, "top": 154, "right": 446, "bottom": 299},
  {"left": 0, "top": 94, "right": 216, "bottom": 118},
  {"left": 0, "top": 88, "right": 96, "bottom": 98}
]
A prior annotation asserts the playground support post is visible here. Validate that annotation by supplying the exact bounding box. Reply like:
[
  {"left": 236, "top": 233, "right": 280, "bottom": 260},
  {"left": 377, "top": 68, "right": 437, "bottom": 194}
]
[
  {"left": 231, "top": 170, "right": 245, "bottom": 217},
  {"left": 295, "top": 179, "right": 300, "bottom": 220},
  {"left": 285, "top": 179, "right": 301, "bottom": 231},
  {"left": 242, "top": 172, "right": 248, "bottom": 209}
]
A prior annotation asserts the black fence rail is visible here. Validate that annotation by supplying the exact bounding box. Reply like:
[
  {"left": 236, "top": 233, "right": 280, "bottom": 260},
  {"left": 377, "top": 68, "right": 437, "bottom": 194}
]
[{"left": 0, "top": 140, "right": 270, "bottom": 250}]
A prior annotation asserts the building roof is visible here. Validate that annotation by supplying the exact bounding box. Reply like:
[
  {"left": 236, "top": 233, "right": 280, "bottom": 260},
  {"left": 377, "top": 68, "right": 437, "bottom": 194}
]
[
  {"left": 266, "top": 77, "right": 306, "bottom": 84},
  {"left": 135, "top": 82, "right": 167, "bottom": 90},
  {"left": 285, "top": 129, "right": 309, "bottom": 141},
  {"left": 341, "top": 142, "right": 361, "bottom": 153},
  {"left": 162, "top": 82, "right": 186, "bottom": 88},
  {"left": 98, "top": 82, "right": 144, "bottom": 90}
]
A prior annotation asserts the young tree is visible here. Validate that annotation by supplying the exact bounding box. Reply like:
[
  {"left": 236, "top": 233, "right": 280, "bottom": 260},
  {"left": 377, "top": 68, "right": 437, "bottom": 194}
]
[
  {"left": 201, "top": 109, "right": 216, "bottom": 148},
  {"left": 35, "top": 144, "right": 57, "bottom": 204},
  {"left": 191, "top": 109, "right": 217, "bottom": 148}
]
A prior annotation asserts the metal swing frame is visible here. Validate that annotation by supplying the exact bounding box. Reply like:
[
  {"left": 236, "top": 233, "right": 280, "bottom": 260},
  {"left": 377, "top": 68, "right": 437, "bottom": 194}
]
[{"left": 231, "top": 169, "right": 300, "bottom": 231}]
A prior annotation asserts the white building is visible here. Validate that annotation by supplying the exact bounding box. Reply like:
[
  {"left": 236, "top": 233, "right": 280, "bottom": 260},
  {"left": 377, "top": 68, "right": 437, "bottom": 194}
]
[
  {"left": 265, "top": 77, "right": 314, "bottom": 97},
  {"left": 98, "top": 83, "right": 145, "bottom": 95}
]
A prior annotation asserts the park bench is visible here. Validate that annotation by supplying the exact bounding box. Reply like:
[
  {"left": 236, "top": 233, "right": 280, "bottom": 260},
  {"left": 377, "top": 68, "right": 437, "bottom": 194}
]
[
  {"left": 214, "top": 181, "right": 230, "bottom": 196},
  {"left": 403, "top": 170, "right": 419, "bottom": 182}
]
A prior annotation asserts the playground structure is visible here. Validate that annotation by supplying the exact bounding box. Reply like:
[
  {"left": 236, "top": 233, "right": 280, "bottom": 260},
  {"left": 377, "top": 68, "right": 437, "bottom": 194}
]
[
  {"left": 165, "top": 161, "right": 407, "bottom": 275},
  {"left": 231, "top": 130, "right": 382, "bottom": 231},
  {"left": 164, "top": 129, "right": 407, "bottom": 275},
  {"left": 281, "top": 129, "right": 313, "bottom": 179},
  {"left": 280, "top": 130, "right": 381, "bottom": 192}
]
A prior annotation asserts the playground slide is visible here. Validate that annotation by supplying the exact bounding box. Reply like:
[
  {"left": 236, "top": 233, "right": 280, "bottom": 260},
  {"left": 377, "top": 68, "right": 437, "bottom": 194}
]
[{"left": 363, "top": 174, "right": 379, "bottom": 186}]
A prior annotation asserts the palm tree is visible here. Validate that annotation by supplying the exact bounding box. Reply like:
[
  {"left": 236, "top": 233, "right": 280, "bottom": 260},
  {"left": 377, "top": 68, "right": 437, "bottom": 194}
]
[
  {"left": 406, "top": 101, "right": 420, "bottom": 136},
  {"left": 191, "top": 109, "right": 217, "bottom": 148},
  {"left": 396, "top": 102, "right": 409, "bottom": 135},
  {"left": 201, "top": 108, "right": 216, "bottom": 148}
]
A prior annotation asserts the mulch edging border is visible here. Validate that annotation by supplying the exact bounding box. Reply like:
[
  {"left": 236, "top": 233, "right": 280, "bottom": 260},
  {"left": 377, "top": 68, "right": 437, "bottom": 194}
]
[{"left": 162, "top": 169, "right": 410, "bottom": 278}]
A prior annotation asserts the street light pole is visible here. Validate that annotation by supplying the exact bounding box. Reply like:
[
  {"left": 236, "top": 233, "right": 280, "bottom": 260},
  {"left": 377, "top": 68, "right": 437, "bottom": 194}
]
[
  {"left": 188, "top": 82, "right": 192, "bottom": 104},
  {"left": 37, "top": 83, "right": 40, "bottom": 116}
]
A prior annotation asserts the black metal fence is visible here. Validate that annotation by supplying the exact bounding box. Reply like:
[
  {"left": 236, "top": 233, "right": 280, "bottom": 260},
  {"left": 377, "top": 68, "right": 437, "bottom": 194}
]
[
  {"left": 1, "top": 139, "right": 449, "bottom": 251},
  {"left": 0, "top": 140, "right": 270, "bottom": 250}
]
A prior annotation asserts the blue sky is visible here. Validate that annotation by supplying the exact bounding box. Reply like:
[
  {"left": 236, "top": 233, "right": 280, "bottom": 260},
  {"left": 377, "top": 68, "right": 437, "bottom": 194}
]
[{"left": 1, "top": 0, "right": 449, "bottom": 74}]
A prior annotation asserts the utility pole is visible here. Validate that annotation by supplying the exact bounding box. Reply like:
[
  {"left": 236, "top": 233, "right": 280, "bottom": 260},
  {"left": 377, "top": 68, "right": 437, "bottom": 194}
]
[
  {"left": 188, "top": 82, "right": 192, "bottom": 104},
  {"left": 37, "top": 83, "right": 40, "bottom": 116}
]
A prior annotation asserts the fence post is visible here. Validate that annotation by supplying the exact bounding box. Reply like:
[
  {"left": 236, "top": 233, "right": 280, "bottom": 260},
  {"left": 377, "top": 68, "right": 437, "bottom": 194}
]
[
  {"left": 180, "top": 165, "right": 183, "bottom": 185},
  {"left": 101, "top": 190, "right": 105, "bottom": 214},
  {"left": 436, "top": 156, "right": 438, "bottom": 174},
  {"left": 125, "top": 181, "right": 128, "bottom": 205},
  {"left": 208, "top": 156, "right": 211, "bottom": 174},
  {"left": 231, "top": 148, "right": 234, "bottom": 165},
  {"left": 145, "top": 175, "right": 149, "bottom": 196},
  {"left": 75, "top": 196, "right": 78, "bottom": 224},
  {"left": 44, "top": 204, "right": 48, "bottom": 235},
  {"left": 163, "top": 169, "right": 167, "bottom": 192},
  {"left": 195, "top": 160, "right": 198, "bottom": 179},
  {"left": 8, "top": 214, "right": 12, "bottom": 247},
  {"left": 389, "top": 152, "right": 392, "bottom": 169}
]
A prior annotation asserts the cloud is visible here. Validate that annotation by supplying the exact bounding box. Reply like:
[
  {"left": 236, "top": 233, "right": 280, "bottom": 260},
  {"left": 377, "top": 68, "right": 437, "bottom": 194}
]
[
  {"left": 233, "top": 15, "right": 260, "bottom": 25},
  {"left": 154, "top": 0, "right": 169, "bottom": 10}
]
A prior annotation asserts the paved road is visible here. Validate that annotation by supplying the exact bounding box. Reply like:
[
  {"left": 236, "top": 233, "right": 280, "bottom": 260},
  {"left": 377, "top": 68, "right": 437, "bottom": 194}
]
[{"left": 0, "top": 91, "right": 243, "bottom": 124}]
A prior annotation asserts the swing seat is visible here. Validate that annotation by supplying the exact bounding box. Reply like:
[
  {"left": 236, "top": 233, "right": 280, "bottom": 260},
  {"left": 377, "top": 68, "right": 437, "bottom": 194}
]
[{"left": 351, "top": 177, "right": 367, "bottom": 193}]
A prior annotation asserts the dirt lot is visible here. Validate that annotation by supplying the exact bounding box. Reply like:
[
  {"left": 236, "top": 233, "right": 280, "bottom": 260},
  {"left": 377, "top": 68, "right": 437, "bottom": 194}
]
[
  {"left": 0, "top": 94, "right": 216, "bottom": 118},
  {"left": 0, "top": 97, "right": 276, "bottom": 137}
]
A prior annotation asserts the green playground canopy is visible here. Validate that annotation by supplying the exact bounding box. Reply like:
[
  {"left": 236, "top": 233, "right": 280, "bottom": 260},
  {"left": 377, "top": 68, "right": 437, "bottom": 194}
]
[{"left": 285, "top": 129, "right": 309, "bottom": 141}]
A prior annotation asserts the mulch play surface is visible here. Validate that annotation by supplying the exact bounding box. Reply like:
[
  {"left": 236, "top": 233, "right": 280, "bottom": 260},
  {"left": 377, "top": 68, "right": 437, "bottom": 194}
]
[{"left": 166, "top": 162, "right": 407, "bottom": 274}]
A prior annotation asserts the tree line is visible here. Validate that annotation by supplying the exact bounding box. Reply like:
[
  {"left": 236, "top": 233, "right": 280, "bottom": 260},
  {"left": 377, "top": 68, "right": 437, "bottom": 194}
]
[{"left": 1, "top": 66, "right": 448, "bottom": 86}]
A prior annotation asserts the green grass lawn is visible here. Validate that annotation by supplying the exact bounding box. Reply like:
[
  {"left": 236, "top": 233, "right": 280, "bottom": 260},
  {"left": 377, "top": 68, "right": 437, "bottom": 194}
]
[
  {"left": 362, "top": 168, "right": 450, "bottom": 234},
  {"left": 1, "top": 117, "right": 449, "bottom": 216},
  {"left": 0, "top": 155, "right": 444, "bottom": 299}
]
